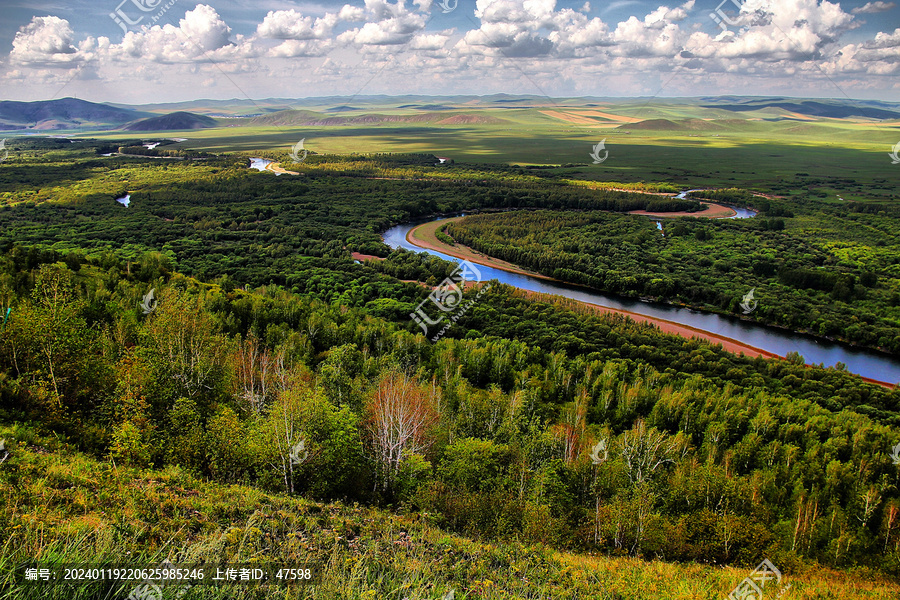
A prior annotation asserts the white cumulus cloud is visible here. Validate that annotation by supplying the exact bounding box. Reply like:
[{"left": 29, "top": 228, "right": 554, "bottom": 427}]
[
  {"left": 10, "top": 16, "right": 95, "bottom": 66},
  {"left": 257, "top": 10, "right": 338, "bottom": 40},
  {"left": 852, "top": 1, "right": 897, "bottom": 14}
]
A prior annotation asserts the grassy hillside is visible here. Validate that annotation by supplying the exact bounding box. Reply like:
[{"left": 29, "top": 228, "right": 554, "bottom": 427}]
[
  {"left": 124, "top": 112, "right": 219, "bottom": 132},
  {"left": 2, "top": 426, "right": 898, "bottom": 599}
]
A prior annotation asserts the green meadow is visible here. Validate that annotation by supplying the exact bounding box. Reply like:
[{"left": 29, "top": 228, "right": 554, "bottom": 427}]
[{"left": 77, "top": 100, "right": 900, "bottom": 194}]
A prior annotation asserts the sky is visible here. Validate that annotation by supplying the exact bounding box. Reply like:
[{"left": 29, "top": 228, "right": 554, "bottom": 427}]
[{"left": 0, "top": 0, "right": 899, "bottom": 104}]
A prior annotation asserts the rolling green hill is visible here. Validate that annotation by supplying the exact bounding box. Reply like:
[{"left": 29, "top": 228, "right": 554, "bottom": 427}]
[
  {"left": 0, "top": 97, "right": 148, "bottom": 131},
  {"left": 248, "top": 109, "right": 510, "bottom": 127},
  {"left": 124, "top": 111, "right": 219, "bottom": 131}
]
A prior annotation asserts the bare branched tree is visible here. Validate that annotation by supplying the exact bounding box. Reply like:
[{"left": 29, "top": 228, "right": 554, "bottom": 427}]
[
  {"left": 618, "top": 419, "right": 680, "bottom": 485},
  {"left": 365, "top": 370, "right": 439, "bottom": 493},
  {"left": 556, "top": 388, "right": 589, "bottom": 465},
  {"left": 233, "top": 333, "right": 286, "bottom": 415}
]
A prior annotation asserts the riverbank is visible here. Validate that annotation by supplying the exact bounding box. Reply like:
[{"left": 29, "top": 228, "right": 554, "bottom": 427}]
[
  {"left": 404, "top": 217, "right": 895, "bottom": 388},
  {"left": 406, "top": 218, "right": 779, "bottom": 360},
  {"left": 266, "top": 161, "right": 300, "bottom": 175},
  {"left": 513, "top": 288, "right": 781, "bottom": 359},
  {"left": 629, "top": 201, "right": 737, "bottom": 219},
  {"left": 407, "top": 217, "right": 549, "bottom": 279}
]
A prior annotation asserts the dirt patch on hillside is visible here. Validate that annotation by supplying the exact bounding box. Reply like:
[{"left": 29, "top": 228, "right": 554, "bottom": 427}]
[
  {"left": 352, "top": 252, "right": 385, "bottom": 262},
  {"left": 539, "top": 111, "right": 604, "bottom": 126}
]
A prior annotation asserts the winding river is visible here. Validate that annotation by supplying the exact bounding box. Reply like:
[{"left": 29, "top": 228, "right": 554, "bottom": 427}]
[{"left": 383, "top": 217, "right": 900, "bottom": 386}]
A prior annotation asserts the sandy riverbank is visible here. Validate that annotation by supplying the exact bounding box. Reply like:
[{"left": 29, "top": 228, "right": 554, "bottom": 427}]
[
  {"left": 407, "top": 217, "right": 549, "bottom": 279},
  {"left": 630, "top": 201, "right": 737, "bottom": 219},
  {"left": 266, "top": 162, "right": 300, "bottom": 175}
]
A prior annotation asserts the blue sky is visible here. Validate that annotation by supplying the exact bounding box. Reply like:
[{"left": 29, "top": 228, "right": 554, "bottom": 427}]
[{"left": 1, "top": 0, "right": 898, "bottom": 103}]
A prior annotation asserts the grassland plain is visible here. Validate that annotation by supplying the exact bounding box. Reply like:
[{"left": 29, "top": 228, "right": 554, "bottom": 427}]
[
  {"left": 2, "top": 426, "right": 899, "bottom": 600},
  {"left": 76, "top": 101, "right": 900, "bottom": 189}
]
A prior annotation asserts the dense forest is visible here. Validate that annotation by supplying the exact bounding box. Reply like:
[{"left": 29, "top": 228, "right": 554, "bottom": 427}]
[
  {"left": 0, "top": 142, "right": 899, "bottom": 588},
  {"left": 0, "top": 143, "right": 701, "bottom": 287},
  {"left": 1, "top": 249, "right": 899, "bottom": 577}
]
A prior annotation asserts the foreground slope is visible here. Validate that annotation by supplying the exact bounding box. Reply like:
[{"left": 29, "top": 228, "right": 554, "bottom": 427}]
[{"left": 2, "top": 428, "right": 898, "bottom": 600}]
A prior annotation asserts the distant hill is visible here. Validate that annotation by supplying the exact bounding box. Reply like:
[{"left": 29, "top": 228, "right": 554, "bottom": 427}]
[
  {"left": 123, "top": 112, "right": 218, "bottom": 131},
  {"left": 98, "top": 96, "right": 900, "bottom": 122},
  {"left": 248, "top": 110, "right": 509, "bottom": 127},
  {"left": 0, "top": 98, "right": 147, "bottom": 130},
  {"left": 397, "top": 104, "right": 456, "bottom": 111},
  {"left": 703, "top": 100, "right": 900, "bottom": 120},
  {"left": 435, "top": 114, "right": 504, "bottom": 125},
  {"left": 621, "top": 119, "right": 681, "bottom": 130},
  {"left": 4, "top": 96, "right": 894, "bottom": 132},
  {"left": 621, "top": 118, "right": 728, "bottom": 131}
]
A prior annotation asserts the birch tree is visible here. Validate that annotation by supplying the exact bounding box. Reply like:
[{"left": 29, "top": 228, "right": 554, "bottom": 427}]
[
  {"left": 365, "top": 370, "right": 439, "bottom": 493},
  {"left": 267, "top": 383, "right": 315, "bottom": 494},
  {"left": 230, "top": 333, "right": 293, "bottom": 415},
  {"left": 618, "top": 419, "right": 681, "bottom": 486}
]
